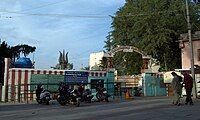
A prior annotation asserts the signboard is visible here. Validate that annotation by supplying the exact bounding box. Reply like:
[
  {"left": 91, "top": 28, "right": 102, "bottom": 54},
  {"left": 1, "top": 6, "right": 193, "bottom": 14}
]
[
  {"left": 65, "top": 71, "right": 88, "bottom": 84},
  {"left": 123, "top": 49, "right": 133, "bottom": 53}
]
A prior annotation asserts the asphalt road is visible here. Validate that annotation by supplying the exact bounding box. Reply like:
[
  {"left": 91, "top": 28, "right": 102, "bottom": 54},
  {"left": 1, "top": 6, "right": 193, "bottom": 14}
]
[{"left": 0, "top": 97, "right": 200, "bottom": 120}]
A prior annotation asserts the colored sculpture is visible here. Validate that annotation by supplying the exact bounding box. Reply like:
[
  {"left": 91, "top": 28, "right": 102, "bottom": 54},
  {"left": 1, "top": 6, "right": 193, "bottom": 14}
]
[{"left": 53, "top": 50, "right": 73, "bottom": 70}]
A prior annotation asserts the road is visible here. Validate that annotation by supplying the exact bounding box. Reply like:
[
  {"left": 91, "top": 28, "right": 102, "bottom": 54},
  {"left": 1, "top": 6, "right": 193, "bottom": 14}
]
[{"left": 0, "top": 97, "right": 200, "bottom": 120}]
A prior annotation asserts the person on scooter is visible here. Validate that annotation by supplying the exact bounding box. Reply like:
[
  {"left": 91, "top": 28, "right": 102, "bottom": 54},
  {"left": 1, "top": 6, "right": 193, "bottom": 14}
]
[
  {"left": 78, "top": 84, "right": 84, "bottom": 101},
  {"left": 58, "top": 82, "right": 70, "bottom": 98},
  {"left": 36, "top": 84, "right": 43, "bottom": 100}
]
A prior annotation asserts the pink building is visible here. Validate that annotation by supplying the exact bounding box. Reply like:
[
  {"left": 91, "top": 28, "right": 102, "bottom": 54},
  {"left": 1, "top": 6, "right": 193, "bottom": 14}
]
[{"left": 179, "top": 31, "right": 200, "bottom": 69}]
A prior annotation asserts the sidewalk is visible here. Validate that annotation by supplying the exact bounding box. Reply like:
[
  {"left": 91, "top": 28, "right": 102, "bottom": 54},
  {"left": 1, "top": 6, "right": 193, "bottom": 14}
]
[{"left": 1, "top": 96, "right": 199, "bottom": 106}]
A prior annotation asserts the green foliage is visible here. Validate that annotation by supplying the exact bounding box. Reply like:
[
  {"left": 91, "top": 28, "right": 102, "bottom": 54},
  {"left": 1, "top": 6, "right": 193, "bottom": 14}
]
[
  {"left": 0, "top": 41, "right": 11, "bottom": 58},
  {"left": 11, "top": 44, "right": 36, "bottom": 57},
  {"left": 104, "top": 0, "right": 200, "bottom": 74},
  {"left": 67, "top": 63, "right": 73, "bottom": 70},
  {"left": 113, "top": 51, "right": 142, "bottom": 75},
  {"left": 0, "top": 41, "right": 36, "bottom": 61},
  {"left": 91, "top": 64, "right": 101, "bottom": 71},
  {"left": 98, "top": 57, "right": 108, "bottom": 70},
  {"left": 104, "top": 32, "right": 113, "bottom": 52},
  {"left": 80, "top": 66, "right": 89, "bottom": 70}
]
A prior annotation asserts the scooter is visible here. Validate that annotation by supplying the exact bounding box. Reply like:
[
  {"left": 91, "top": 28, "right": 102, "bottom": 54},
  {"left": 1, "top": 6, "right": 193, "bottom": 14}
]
[
  {"left": 36, "top": 85, "right": 51, "bottom": 105},
  {"left": 96, "top": 87, "right": 110, "bottom": 102}
]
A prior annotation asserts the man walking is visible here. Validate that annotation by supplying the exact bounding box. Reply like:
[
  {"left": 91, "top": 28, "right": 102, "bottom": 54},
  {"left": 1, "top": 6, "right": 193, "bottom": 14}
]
[{"left": 182, "top": 71, "right": 194, "bottom": 105}]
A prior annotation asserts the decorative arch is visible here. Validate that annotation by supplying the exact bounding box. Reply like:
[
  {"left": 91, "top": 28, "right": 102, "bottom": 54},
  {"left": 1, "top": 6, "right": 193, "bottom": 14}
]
[
  {"left": 106, "top": 45, "right": 158, "bottom": 73},
  {"left": 108, "top": 45, "right": 150, "bottom": 59}
]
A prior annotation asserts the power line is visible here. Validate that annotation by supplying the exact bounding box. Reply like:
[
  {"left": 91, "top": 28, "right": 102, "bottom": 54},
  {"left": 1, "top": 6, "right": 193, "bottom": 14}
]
[
  {"left": 0, "top": 10, "right": 110, "bottom": 19},
  {"left": 1, "top": 0, "right": 68, "bottom": 14},
  {"left": 0, "top": 10, "right": 184, "bottom": 19}
]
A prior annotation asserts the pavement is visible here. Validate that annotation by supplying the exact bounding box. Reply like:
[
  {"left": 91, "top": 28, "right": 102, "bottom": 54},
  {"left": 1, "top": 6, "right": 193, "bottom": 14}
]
[
  {"left": 1, "top": 95, "right": 199, "bottom": 105},
  {"left": 0, "top": 95, "right": 198, "bottom": 105},
  {"left": 1, "top": 96, "right": 200, "bottom": 120}
]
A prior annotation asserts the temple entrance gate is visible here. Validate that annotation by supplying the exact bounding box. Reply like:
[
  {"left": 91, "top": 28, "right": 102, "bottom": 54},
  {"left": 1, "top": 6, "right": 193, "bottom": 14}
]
[{"left": 106, "top": 45, "right": 158, "bottom": 73}]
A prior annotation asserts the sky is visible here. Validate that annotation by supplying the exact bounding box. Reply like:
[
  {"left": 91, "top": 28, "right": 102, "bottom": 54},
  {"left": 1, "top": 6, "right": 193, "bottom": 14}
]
[{"left": 0, "top": 0, "right": 125, "bottom": 70}]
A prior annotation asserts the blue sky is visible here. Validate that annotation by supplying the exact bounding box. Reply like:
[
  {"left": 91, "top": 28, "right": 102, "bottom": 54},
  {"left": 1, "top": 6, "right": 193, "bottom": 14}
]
[{"left": 0, "top": 0, "right": 125, "bottom": 69}]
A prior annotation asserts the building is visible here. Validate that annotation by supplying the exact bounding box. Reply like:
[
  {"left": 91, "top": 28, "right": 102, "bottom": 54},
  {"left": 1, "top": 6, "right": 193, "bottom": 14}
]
[
  {"left": 163, "top": 32, "right": 200, "bottom": 96},
  {"left": 179, "top": 31, "right": 200, "bottom": 69},
  {"left": 89, "top": 51, "right": 112, "bottom": 70},
  {"left": 1, "top": 58, "right": 115, "bottom": 102}
]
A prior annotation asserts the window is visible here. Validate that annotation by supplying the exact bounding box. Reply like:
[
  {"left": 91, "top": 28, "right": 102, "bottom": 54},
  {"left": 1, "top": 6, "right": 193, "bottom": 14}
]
[{"left": 198, "top": 49, "right": 200, "bottom": 61}]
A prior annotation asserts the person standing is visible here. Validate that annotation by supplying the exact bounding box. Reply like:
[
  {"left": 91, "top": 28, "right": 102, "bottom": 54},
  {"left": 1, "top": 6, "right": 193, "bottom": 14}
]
[
  {"left": 171, "top": 72, "right": 182, "bottom": 106},
  {"left": 182, "top": 71, "right": 194, "bottom": 105}
]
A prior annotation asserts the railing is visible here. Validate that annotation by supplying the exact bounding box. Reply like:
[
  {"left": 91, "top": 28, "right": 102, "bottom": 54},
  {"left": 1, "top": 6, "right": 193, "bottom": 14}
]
[{"left": 5, "top": 82, "right": 141, "bottom": 103}]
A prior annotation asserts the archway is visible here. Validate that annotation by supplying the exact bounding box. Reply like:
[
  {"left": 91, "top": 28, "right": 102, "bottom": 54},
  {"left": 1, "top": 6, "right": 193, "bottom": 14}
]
[{"left": 106, "top": 45, "right": 156, "bottom": 73}]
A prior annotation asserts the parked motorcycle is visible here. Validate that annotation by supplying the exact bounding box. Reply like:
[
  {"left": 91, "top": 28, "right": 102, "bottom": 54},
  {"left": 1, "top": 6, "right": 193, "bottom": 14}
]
[
  {"left": 133, "top": 87, "right": 142, "bottom": 96},
  {"left": 81, "top": 89, "right": 94, "bottom": 103},
  {"left": 96, "top": 87, "right": 110, "bottom": 102},
  {"left": 57, "top": 87, "right": 81, "bottom": 107},
  {"left": 36, "top": 84, "right": 51, "bottom": 105}
]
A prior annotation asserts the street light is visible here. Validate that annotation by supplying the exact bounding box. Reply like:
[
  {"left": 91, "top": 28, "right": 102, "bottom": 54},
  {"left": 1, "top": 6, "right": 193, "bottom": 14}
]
[{"left": 185, "top": 0, "right": 197, "bottom": 98}]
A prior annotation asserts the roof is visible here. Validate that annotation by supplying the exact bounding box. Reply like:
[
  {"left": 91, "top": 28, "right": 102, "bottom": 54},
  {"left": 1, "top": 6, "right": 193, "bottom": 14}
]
[{"left": 179, "top": 31, "right": 200, "bottom": 42}]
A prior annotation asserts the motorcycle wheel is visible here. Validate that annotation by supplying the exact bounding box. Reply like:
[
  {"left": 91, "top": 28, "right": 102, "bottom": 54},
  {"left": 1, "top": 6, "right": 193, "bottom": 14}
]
[
  {"left": 96, "top": 93, "right": 102, "bottom": 102},
  {"left": 46, "top": 100, "right": 50, "bottom": 105},
  {"left": 37, "top": 99, "right": 42, "bottom": 104},
  {"left": 59, "top": 101, "right": 66, "bottom": 106},
  {"left": 76, "top": 101, "right": 80, "bottom": 107},
  {"left": 87, "top": 99, "right": 91, "bottom": 103},
  {"left": 105, "top": 97, "right": 109, "bottom": 102},
  {"left": 57, "top": 95, "right": 66, "bottom": 106}
]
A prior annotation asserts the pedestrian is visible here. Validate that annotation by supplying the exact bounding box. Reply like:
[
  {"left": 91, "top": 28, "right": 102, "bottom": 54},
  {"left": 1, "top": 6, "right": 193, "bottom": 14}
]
[
  {"left": 171, "top": 72, "right": 182, "bottom": 106},
  {"left": 181, "top": 71, "right": 194, "bottom": 105}
]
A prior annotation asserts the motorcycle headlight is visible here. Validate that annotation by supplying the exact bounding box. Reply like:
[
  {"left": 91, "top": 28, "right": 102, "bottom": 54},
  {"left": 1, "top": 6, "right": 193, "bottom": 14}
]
[{"left": 103, "top": 91, "right": 107, "bottom": 94}]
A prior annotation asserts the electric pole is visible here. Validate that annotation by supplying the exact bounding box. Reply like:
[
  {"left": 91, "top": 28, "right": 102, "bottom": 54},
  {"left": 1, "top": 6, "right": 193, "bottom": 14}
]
[{"left": 185, "top": 0, "right": 197, "bottom": 98}]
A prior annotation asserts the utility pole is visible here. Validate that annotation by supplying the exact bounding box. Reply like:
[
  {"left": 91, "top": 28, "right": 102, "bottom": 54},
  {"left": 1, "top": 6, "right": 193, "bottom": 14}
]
[{"left": 185, "top": 0, "right": 197, "bottom": 98}]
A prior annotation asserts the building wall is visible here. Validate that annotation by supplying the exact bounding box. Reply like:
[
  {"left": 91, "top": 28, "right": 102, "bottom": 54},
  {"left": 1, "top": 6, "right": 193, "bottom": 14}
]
[
  {"left": 1, "top": 60, "right": 113, "bottom": 102},
  {"left": 179, "top": 32, "right": 200, "bottom": 97},
  {"left": 181, "top": 39, "right": 200, "bottom": 69},
  {"left": 89, "top": 52, "right": 104, "bottom": 70},
  {"left": 89, "top": 51, "right": 111, "bottom": 70}
]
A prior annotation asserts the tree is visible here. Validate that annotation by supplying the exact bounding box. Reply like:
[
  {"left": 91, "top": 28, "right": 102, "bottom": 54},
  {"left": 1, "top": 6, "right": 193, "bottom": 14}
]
[
  {"left": 80, "top": 66, "right": 89, "bottom": 70},
  {"left": 98, "top": 57, "right": 108, "bottom": 70},
  {"left": 12, "top": 44, "right": 36, "bottom": 57},
  {"left": 105, "top": 0, "right": 200, "bottom": 74},
  {"left": 67, "top": 63, "right": 73, "bottom": 70},
  {"left": 0, "top": 41, "right": 11, "bottom": 58},
  {"left": 0, "top": 41, "right": 36, "bottom": 61},
  {"left": 113, "top": 51, "right": 143, "bottom": 75},
  {"left": 104, "top": 32, "right": 113, "bottom": 51},
  {"left": 10, "top": 44, "right": 36, "bottom": 62}
]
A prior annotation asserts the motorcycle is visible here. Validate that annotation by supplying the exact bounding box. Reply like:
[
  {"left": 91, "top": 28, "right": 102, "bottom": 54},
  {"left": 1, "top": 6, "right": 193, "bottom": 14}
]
[
  {"left": 36, "top": 84, "right": 51, "bottom": 105},
  {"left": 96, "top": 87, "right": 110, "bottom": 102},
  {"left": 133, "top": 87, "right": 142, "bottom": 96},
  {"left": 81, "top": 89, "right": 94, "bottom": 103},
  {"left": 57, "top": 89, "right": 81, "bottom": 107}
]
